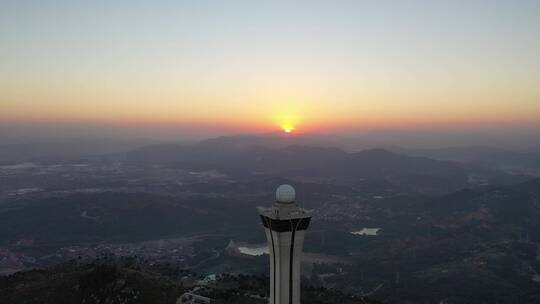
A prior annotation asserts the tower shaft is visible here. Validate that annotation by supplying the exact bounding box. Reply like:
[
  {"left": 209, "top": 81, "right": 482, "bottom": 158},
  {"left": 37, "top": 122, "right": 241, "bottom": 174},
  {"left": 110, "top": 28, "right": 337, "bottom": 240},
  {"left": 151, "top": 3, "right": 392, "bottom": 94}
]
[{"left": 259, "top": 202, "right": 312, "bottom": 304}]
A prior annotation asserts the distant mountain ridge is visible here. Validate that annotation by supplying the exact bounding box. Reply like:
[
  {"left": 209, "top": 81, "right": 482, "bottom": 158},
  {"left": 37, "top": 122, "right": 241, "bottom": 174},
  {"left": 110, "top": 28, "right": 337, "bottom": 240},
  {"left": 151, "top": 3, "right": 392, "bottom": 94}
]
[
  {"left": 394, "top": 146, "right": 540, "bottom": 174},
  {"left": 124, "top": 137, "right": 525, "bottom": 194}
]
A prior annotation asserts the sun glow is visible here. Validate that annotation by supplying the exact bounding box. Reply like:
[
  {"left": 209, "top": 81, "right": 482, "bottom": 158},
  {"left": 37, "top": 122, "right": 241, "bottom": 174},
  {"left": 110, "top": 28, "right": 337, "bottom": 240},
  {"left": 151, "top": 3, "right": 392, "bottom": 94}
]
[
  {"left": 281, "top": 126, "right": 294, "bottom": 133},
  {"left": 275, "top": 109, "right": 300, "bottom": 134},
  {"left": 282, "top": 123, "right": 295, "bottom": 133}
]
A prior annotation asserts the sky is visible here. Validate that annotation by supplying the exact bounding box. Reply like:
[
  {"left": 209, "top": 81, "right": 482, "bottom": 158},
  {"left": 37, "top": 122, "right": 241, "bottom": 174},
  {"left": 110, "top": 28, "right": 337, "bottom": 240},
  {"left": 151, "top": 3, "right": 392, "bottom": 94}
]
[{"left": 1, "top": 0, "right": 540, "bottom": 140}]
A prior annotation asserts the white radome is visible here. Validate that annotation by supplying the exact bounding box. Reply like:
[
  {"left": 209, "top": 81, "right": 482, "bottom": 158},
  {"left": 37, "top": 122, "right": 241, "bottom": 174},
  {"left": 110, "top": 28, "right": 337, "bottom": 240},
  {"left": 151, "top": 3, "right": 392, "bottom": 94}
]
[{"left": 276, "top": 184, "right": 296, "bottom": 203}]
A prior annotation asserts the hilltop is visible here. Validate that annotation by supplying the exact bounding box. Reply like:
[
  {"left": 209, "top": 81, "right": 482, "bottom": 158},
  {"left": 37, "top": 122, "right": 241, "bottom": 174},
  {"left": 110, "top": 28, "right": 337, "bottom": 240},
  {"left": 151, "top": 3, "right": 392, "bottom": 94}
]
[{"left": 0, "top": 258, "right": 379, "bottom": 304}]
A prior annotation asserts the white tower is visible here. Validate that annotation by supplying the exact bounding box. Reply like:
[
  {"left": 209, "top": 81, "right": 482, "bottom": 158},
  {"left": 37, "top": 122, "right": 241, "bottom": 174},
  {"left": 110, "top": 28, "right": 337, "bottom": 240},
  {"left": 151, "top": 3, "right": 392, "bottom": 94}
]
[{"left": 258, "top": 184, "right": 312, "bottom": 304}]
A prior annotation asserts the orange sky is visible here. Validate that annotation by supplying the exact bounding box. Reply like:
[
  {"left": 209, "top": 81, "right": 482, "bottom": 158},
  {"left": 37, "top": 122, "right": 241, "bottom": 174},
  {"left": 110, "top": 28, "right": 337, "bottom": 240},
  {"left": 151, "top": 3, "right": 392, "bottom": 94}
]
[{"left": 1, "top": 1, "right": 540, "bottom": 136}]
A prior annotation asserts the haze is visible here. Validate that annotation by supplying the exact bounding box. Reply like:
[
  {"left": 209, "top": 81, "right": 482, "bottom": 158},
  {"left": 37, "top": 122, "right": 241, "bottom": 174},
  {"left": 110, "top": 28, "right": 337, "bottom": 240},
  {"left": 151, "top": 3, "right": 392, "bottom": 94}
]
[{"left": 1, "top": 0, "right": 540, "bottom": 147}]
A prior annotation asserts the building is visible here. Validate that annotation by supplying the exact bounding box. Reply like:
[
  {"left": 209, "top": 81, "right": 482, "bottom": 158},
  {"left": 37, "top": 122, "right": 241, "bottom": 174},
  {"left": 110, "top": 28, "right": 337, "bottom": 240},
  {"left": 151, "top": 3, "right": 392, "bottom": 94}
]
[{"left": 258, "top": 184, "right": 312, "bottom": 304}]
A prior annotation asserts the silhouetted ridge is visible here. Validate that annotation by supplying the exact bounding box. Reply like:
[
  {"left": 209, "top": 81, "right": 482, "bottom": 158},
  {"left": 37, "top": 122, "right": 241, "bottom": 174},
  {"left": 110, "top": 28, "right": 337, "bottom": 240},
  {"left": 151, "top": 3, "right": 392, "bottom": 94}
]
[{"left": 123, "top": 139, "right": 521, "bottom": 194}]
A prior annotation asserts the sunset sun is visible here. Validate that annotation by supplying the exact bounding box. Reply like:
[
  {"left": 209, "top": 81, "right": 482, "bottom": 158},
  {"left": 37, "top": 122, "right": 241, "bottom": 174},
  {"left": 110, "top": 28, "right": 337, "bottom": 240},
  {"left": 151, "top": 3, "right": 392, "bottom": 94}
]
[
  {"left": 276, "top": 111, "right": 299, "bottom": 134},
  {"left": 282, "top": 124, "right": 295, "bottom": 133}
]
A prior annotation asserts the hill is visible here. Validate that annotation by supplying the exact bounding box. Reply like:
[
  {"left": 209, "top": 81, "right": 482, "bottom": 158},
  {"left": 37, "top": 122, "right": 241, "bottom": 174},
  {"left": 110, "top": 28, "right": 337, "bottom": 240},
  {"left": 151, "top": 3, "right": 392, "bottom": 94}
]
[
  {"left": 0, "top": 259, "right": 379, "bottom": 304},
  {"left": 396, "top": 146, "right": 540, "bottom": 175},
  {"left": 124, "top": 140, "right": 522, "bottom": 194}
]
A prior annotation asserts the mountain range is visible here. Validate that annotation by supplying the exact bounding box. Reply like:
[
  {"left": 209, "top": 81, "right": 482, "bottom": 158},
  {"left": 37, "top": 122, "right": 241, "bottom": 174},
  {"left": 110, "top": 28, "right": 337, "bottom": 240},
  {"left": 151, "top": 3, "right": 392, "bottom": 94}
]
[{"left": 124, "top": 136, "right": 525, "bottom": 194}]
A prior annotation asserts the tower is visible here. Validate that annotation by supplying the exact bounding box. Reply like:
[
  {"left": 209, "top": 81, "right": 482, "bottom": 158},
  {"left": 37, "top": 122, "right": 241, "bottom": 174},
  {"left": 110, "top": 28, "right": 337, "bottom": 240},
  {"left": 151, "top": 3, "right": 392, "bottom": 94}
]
[{"left": 258, "top": 184, "right": 312, "bottom": 304}]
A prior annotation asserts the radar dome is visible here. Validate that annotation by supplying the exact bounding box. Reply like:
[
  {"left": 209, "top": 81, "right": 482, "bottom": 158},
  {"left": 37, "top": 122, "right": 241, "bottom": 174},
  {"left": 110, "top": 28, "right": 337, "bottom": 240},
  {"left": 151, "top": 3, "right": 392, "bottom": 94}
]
[{"left": 276, "top": 184, "right": 296, "bottom": 203}]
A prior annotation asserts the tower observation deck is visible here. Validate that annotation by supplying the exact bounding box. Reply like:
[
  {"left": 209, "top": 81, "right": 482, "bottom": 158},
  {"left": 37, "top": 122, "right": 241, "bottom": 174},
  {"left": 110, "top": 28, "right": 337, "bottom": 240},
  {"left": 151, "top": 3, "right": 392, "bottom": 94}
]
[{"left": 258, "top": 184, "right": 312, "bottom": 304}]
